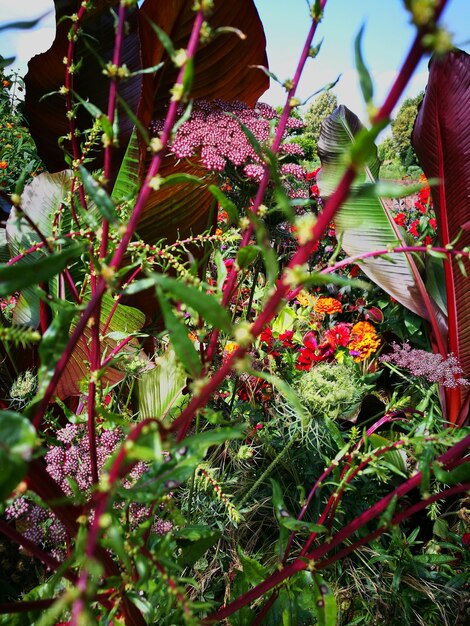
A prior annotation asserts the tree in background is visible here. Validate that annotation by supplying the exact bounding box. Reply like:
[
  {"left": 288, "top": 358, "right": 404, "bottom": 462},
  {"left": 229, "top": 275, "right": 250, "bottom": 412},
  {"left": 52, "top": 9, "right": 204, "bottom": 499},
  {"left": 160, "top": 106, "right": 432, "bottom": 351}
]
[
  {"left": 294, "top": 91, "right": 338, "bottom": 162},
  {"left": 377, "top": 136, "right": 397, "bottom": 163},
  {"left": 391, "top": 93, "right": 423, "bottom": 166}
]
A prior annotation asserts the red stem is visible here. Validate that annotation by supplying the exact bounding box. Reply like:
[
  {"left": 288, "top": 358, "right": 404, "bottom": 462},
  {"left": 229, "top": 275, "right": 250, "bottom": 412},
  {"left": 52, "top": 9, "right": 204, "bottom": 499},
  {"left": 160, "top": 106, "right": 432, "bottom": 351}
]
[
  {"left": 100, "top": 2, "right": 128, "bottom": 259},
  {"left": 205, "top": 1, "right": 328, "bottom": 365},
  {"left": 172, "top": 166, "right": 357, "bottom": 441},
  {"left": 203, "top": 433, "right": 469, "bottom": 623}
]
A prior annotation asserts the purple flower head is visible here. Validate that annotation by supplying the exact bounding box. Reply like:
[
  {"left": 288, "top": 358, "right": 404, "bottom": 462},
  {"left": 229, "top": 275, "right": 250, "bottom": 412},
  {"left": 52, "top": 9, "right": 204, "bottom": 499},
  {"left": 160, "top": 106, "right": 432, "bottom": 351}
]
[{"left": 381, "top": 342, "right": 469, "bottom": 388}]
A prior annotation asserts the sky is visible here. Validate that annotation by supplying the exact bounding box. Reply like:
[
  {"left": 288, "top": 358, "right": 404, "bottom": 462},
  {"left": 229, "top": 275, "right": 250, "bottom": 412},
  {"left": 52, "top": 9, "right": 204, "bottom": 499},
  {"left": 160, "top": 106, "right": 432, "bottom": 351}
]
[{"left": 0, "top": 0, "right": 468, "bottom": 128}]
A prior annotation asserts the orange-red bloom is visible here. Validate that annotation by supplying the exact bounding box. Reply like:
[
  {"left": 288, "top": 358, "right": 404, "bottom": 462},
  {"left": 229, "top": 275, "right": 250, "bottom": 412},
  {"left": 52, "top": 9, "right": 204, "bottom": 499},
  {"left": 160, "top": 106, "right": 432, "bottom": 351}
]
[
  {"left": 348, "top": 321, "right": 380, "bottom": 362},
  {"left": 314, "top": 296, "right": 342, "bottom": 315}
]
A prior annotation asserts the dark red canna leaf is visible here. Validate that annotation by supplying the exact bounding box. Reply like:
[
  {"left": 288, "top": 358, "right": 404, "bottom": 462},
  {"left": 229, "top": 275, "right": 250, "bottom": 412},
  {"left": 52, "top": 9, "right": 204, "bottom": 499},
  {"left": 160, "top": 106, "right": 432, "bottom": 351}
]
[
  {"left": 25, "top": 1, "right": 268, "bottom": 245},
  {"left": 24, "top": 1, "right": 142, "bottom": 179},
  {"left": 136, "top": 0, "right": 268, "bottom": 243},
  {"left": 412, "top": 49, "right": 470, "bottom": 424}
]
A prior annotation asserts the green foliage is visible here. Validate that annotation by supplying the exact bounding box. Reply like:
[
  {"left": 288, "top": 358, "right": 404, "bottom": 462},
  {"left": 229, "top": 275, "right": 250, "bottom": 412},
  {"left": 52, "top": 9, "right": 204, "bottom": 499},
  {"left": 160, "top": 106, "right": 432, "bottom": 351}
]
[
  {"left": 295, "top": 91, "right": 338, "bottom": 161},
  {"left": 0, "top": 69, "right": 43, "bottom": 197},
  {"left": 0, "top": 5, "right": 468, "bottom": 626},
  {"left": 0, "top": 410, "right": 36, "bottom": 500},
  {"left": 296, "top": 361, "right": 368, "bottom": 420},
  {"left": 391, "top": 93, "right": 423, "bottom": 166}
]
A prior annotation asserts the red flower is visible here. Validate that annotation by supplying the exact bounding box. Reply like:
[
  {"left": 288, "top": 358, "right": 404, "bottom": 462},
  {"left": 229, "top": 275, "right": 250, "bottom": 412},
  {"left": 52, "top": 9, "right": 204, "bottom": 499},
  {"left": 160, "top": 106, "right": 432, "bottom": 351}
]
[
  {"left": 296, "top": 333, "right": 334, "bottom": 370},
  {"left": 306, "top": 167, "right": 321, "bottom": 182},
  {"left": 279, "top": 330, "right": 295, "bottom": 348},
  {"left": 260, "top": 326, "right": 273, "bottom": 345},
  {"left": 324, "top": 323, "right": 351, "bottom": 348},
  {"left": 414, "top": 185, "right": 431, "bottom": 214},
  {"left": 394, "top": 212, "right": 406, "bottom": 227},
  {"left": 409, "top": 219, "right": 420, "bottom": 237},
  {"left": 429, "top": 217, "right": 437, "bottom": 229}
]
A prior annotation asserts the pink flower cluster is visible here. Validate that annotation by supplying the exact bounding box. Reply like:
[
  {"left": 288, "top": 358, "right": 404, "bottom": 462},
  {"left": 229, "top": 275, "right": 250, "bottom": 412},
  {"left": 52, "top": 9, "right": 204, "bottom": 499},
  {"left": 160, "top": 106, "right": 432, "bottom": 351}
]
[
  {"left": 150, "top": 100, "right": 307, "bottom": 181},
  {"left": 6, "top": 424, "right": 173, "bottom": 561},
  {"left": 45, "top": 424, "right": 122, "bottom": 495},
  {"left": 381, "top": 342, "right": 469, "bottom": 388}
]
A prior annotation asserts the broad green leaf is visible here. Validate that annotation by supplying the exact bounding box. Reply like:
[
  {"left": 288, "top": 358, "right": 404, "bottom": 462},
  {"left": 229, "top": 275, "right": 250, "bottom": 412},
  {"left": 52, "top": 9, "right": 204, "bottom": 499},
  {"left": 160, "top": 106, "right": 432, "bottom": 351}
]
[
  {"left": 353, "top": 180, "right": 430, "bottom": 199},
  {"left": 0, "top": 228, "right": 9, "bottom": 263},
  {"left": 5, "top": 171, "right": 81, "bottom": 326},
  {"left": 145, "top": 20, "right": 175, "bottom": 59},
  {"left": 311, "top": 271, "right": 370, "bottom": 290},
  {"left": 279, "top": 517, "right": 328, "bottom": 535},
  {"left": 0, "top": 244, "right": 83, "bottom": 297},
  {"left": 312, "top": 574, "right": 337, "bottom": 626},
  {"left": 156, "top": 287, "right": 201, "bottom": 379},
  {"left": 237, "top": 245, "right": 259, "bottom": 270},
  {"left": 237, "top": 547, "right": 268, "bottom": 587},
  {"left": 161, "top": 173, "right": 204, "bottom": 187},
  {"left": 138, "top": 349, "right": 187, "bottom": 423},
  {"left": 0, "top": 56, "right": 15, "bottom": 70},
  {"left": 79, "top": 165, "right": 119, "bottom": 225},
  {"left": 317, "top": 105, "right": 442, "bottom": 326},
  {"left": 354, "top": 25, "right": 374, "bottom": 106},
  {"left": 432, "top": 461, "right": 470, "bottom": 485},
  {"left": 152, "top": 274, "right": 232, "bottom": 333},
  {"left": 174, "top": 526, "right": 221, "bottom": 567},
  {"left": 271, "top": 478, "right": 289, "bottom": 523},
  {"left": 209, "top": 185, "right": 240, "bottom": 224},
  {"left": 369, "top": 433, "right": 407, "bottom": 474},
  {"left": 0, "top": 410, "right": 36, "bottom": 500},
  {"left": 250, "top": 212, "right": 279, "bottom": 284},
  {"left": 111, "top": 130, "right": 141, "bottom": 203}
]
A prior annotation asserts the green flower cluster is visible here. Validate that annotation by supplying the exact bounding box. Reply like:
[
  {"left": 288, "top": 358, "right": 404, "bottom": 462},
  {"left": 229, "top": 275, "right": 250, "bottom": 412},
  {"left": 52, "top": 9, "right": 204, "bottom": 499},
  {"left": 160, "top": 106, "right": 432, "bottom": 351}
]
[{"left": 296, "top": 361, "right": 368, "bottom": 420}]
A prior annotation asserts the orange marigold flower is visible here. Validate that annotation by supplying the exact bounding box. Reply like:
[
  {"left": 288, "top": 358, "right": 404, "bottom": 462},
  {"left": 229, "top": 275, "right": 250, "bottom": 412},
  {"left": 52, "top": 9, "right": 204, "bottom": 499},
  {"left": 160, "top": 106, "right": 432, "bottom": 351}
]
[
  {"left": 314, "top": 296, "right": 342, "bottom": 315},
  {"left": 0, "top": 161, "right": 8, "bottom": 169},
  {"left": 348, "top": 321, "right": 380, "bottom": 362}
]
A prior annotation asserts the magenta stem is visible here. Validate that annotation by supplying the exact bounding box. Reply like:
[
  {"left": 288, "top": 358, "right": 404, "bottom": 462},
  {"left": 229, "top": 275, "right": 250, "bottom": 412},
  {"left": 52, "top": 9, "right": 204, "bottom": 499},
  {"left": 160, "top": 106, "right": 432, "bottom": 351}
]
[
  {"left": 100, "top": 2, "right": 128, "bottom": 259},
  {"left": 172, "top": 166, "right": 357, "bottom": 441},
  {"left": 102, "top": 265, "right": 143, "bottom": 334},
  {"left": 205, "top": 1, "right": 328, "bottom": 364},
  {"left": 33, "top": 9, "right": 206, "bottom": 429},
  {"left": 203, "top": 433, "right": 469, "bottom": 623},
  {"left": 101, "top": 335, "right": 135, "bottom": 368}
]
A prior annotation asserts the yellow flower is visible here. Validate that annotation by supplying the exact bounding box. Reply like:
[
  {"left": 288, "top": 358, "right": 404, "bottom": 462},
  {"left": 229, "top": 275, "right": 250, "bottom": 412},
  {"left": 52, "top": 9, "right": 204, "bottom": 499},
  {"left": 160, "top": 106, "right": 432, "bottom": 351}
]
[
  {"left": 0, "top": 161, "right": 8, "bottom": 169},
  {"left": 224, "top": 341, "right": 239, "bottom": 354},
  {"left": 314, "top": 296, "right": 342, "bottom": 315},
  {"left": 348, "top": 321, "right": 380, "bottom": 362},
  {"left": 296, "top": 290, "right": 316, "bottom": 307}
]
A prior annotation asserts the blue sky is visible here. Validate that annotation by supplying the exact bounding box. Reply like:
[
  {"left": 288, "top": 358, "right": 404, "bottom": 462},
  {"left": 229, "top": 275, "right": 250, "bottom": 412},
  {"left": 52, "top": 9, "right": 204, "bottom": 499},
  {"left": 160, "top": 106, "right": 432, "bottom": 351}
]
[{"left": 0, "top": 0, "right": 468, "bottom": 126}]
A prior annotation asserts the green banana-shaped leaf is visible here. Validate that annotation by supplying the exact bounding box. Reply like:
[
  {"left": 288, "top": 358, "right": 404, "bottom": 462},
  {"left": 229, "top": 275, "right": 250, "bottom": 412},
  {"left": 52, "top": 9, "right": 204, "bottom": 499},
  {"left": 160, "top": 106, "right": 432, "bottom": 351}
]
[{"left": 317, "top": 105, "right": 443, "bottom": 328}]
